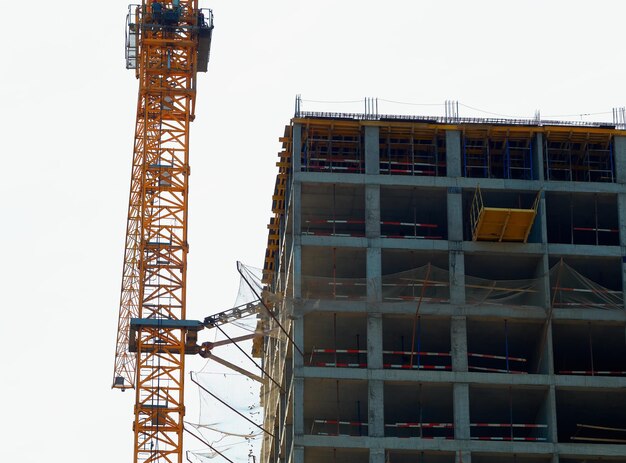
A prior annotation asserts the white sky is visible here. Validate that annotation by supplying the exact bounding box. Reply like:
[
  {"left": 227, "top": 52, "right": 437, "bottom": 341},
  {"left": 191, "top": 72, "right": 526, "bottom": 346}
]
[{"left": 1, "top": 0, "right": 625, "bottom": 462}]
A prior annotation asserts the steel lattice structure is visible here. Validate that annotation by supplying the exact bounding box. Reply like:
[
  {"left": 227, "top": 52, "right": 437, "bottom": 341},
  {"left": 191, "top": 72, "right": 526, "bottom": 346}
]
[{"left": 112, "top": 2, "right": 213, "bottom": 462}]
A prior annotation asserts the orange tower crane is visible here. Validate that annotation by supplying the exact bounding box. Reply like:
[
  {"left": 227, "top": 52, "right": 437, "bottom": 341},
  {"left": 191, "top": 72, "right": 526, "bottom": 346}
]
[{"left": 112, "top": 2, "right": 213, "bottom": 462}]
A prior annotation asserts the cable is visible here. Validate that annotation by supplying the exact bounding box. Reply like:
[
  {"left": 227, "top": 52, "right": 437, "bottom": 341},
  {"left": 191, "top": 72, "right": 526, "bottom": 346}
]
[
  {"left": 544, "top": 111, "right": 612, "bottom": 118},
  {"left": 214, "top": 324, "right": 284, "bottom": 393},
  {"left": 237, "top": 262, "right": 304, "bottom": 358},
  {"left": 190, "top": 372, "right": 275, "bottom": 439},
  {"left": 184, "top": 424, "right": 236, "bottom": 463},
  {"left": 302, "top": 99, "right": 362, "bottom": 104},
  {"left": 409, "top": 264, "right": 432, "bottom": 368},
  {"left": 460, "top": 102, "right": 613, "bottom": 120},
  {"left": 379, "top": 98, "right": 443, "bottom": 107},
  {"left": 458, "top": 103, "right": 519, "bottom": 119}
]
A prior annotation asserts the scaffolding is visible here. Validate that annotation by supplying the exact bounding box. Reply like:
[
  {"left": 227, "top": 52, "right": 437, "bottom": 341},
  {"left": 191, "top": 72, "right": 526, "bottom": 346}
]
[
  {"left": 544, "top": 132, "right": 615, "bottom": 182},
  {"left": 379, "top": 127, "right": 446, "bottom": 176},
  {"left": 301, "top": 122, "right": 363, "bottom": 173},
  {"left": 463, "top": 131, "right": 534, "bottom": 180}
]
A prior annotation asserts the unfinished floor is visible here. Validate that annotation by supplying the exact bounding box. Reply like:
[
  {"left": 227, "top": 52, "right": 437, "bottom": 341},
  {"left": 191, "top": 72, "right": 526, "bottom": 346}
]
[{"left": 260, "top": 113, "right": 626, "bottom": 463}]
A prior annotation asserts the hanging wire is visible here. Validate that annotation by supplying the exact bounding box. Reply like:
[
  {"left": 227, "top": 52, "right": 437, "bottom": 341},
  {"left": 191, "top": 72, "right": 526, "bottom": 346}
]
[
  {"left": 184, "top": 425, "right": 236, "bottom": 463},
  {"left": 214, "top": 324, "right": 284, "bottom": 393},
  {"left": 302, "top": 99, "right": 362, "bottom": 104},
  {"left": 300, "top": 95, "right": 616, "bottom": 124},
  {"left": 379, "top": 98, "right": 444, "bottom": 107},
  {"left": 190, "top": 372, "right": 275, "bottom": 439},
  {"left": 504, "top": 319, "right": 510, "bottom": 373},
  {"left": 543, "top": 110, "right": 612, "bottom": 118},
  {"left": 458, "top": 103, "right": 519, "bottom": 119},
  {"left": 459, "top": 102, "right": 613, "bottom": 121},
  {"left": 237, "top": 262, "right": 304, "bottom": 358},
  {"left": 409, "top": 263, "right": 432, "bottom": 368}
]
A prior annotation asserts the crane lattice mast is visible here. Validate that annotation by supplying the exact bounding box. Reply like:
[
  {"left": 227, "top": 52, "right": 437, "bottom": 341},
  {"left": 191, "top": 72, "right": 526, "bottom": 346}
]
[{"left": 112, "top": 2, "right": 213, "bottom": 462}]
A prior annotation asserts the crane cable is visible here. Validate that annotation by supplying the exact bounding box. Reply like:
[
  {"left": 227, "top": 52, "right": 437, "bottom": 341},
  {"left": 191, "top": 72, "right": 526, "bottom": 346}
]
[
  {"left": 214, "top": 324, "right": 284, "bottom": 393},
  {"left": 184, "top": 425, "right": 235, "bottom": 463},
  {"left": 237, "top": 262, "right": 304, "bottom": 358},
  {"left": 190, "top": 372, "right": 275, "bottom": 439}
]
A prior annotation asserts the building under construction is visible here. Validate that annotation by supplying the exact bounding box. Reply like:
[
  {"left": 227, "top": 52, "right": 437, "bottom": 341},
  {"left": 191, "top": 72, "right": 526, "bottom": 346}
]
[{"left": 258, "top": 104, "right": 626, "bottom": 463}]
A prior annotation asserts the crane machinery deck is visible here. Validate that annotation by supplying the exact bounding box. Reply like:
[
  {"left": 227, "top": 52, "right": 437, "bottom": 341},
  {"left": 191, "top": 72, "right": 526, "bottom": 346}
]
[{"left": 111, "top": 2, "right": 215, "bottom": 462}]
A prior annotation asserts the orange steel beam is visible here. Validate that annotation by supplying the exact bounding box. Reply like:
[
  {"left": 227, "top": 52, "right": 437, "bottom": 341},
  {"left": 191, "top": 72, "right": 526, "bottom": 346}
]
[{"left": 113, "top": 2, "right": 212, "bottom": 462}]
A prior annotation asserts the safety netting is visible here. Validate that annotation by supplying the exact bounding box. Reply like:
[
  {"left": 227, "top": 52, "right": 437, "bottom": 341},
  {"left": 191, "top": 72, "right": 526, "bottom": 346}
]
[
  {"left": 297, "top": 262, "right": 623, "bottom": 310},
  {"left": 465, "top": 273, "right": 543, "bottom": 307},
  {"left": 190, "top": 259, "right": 624, "bottom": 462},
  {"left": 382, "top": 265, "right": 450, "bottom": 302},
  {"left": 188, "top": 264, "right": 275, "bottom": 463},
  {"left": 550, "top": 260, "right": 623, "bottom": 310}
]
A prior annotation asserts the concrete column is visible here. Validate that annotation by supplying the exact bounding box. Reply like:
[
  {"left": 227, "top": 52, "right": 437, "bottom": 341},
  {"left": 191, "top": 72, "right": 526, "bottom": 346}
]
[
  {"left": 537, "top": 253, "right": 551, "bottom": 309},
  {"left": 367, "top": 313, "right": 383, "bottom": 369},
  {"left": 457, "top": 451, "right": 471, "bottom": 463},
  {"left": 448, "top": 187, "right": 466, "bottom": 304},
  {"left": 535, "top": 191, "right": 548, "bottom": 244},
  {"left": 366, "top": 184, "right": 381, "bottom": 239},
  {"left": 292, "top": 179, "right": 302, "bottom": 301},
  {"left": 614, "top": 136, "right": 626, "bottom": 184},
  {"left": 618, "top": 193, "right": 626, "bottom": 247},
  {"left": 365, "top": 125, "right": 380, "bottom": 175},
  {"left": 292, "top": 123, "right": 302, "bottom": 172},
  {"left": 291, "top": 445, "right": 304, "bottom": 463},
  {"left": 617, "top": 194, "right": 626, "bottom": 302},
  {"left": 292, "top": 377, "right": 304, "bottom": 436},
  {"left": 368, "top": 379, "right": 385, "bottom": 437},
  {"left": 453, "top": 383, "right": 471, "bottom": 440},
  {"left": 446, "top": 130, "right": 462, "bottom": 178},
  {"left": 545, "top": 385, "right": 559, "bottom": 443},
  {"left": 533, "top": 133, "right": 545, "bottom": 181},
  {"left": 539, "top": 319, "right": 555, "bottom": 375},
  {"left": 451, "top": 316, "right": 468, "bottom": 372},
  {"left": 449, "top": 249, "right": 465, "bottom": 305},
  {"left": 367, "top": 247, "right": 382, "bottom": 303},
  {"left": 447, "top": 187, "right": 464, "bottom": 241},
  {"left": 370, "top": 448, "right": 385, "bottom": 463},
  {"left": 536, "top": 253, "right": 554, "bottom": 375},
  {"left": 293, "top": 315, "right": 304, "bottom": 369},
  {"left": 292, "top": 312, "right": 305, "bottom": 452},
  {"left": 293, "top": 244, "right": 302, "bottom": 299},
  {"left": 292, "top": 182, "right": 301, "bottom": 237}
]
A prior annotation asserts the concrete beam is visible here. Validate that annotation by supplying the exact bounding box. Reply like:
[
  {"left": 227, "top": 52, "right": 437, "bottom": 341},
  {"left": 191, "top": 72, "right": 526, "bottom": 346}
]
[{"left": 295, "top": 171, "right": 626, "bottom": 195}]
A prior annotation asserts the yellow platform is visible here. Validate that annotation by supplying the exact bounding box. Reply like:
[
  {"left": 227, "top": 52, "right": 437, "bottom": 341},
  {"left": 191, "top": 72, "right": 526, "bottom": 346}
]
[{"left": 471, "top": 187, "right": 540, "bottom": 243}]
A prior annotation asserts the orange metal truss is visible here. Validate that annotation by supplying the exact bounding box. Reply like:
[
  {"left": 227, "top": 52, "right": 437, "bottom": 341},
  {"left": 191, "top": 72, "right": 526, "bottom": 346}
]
[{"left": 112, "top": 1, "right": 209, "bottom": 462}]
